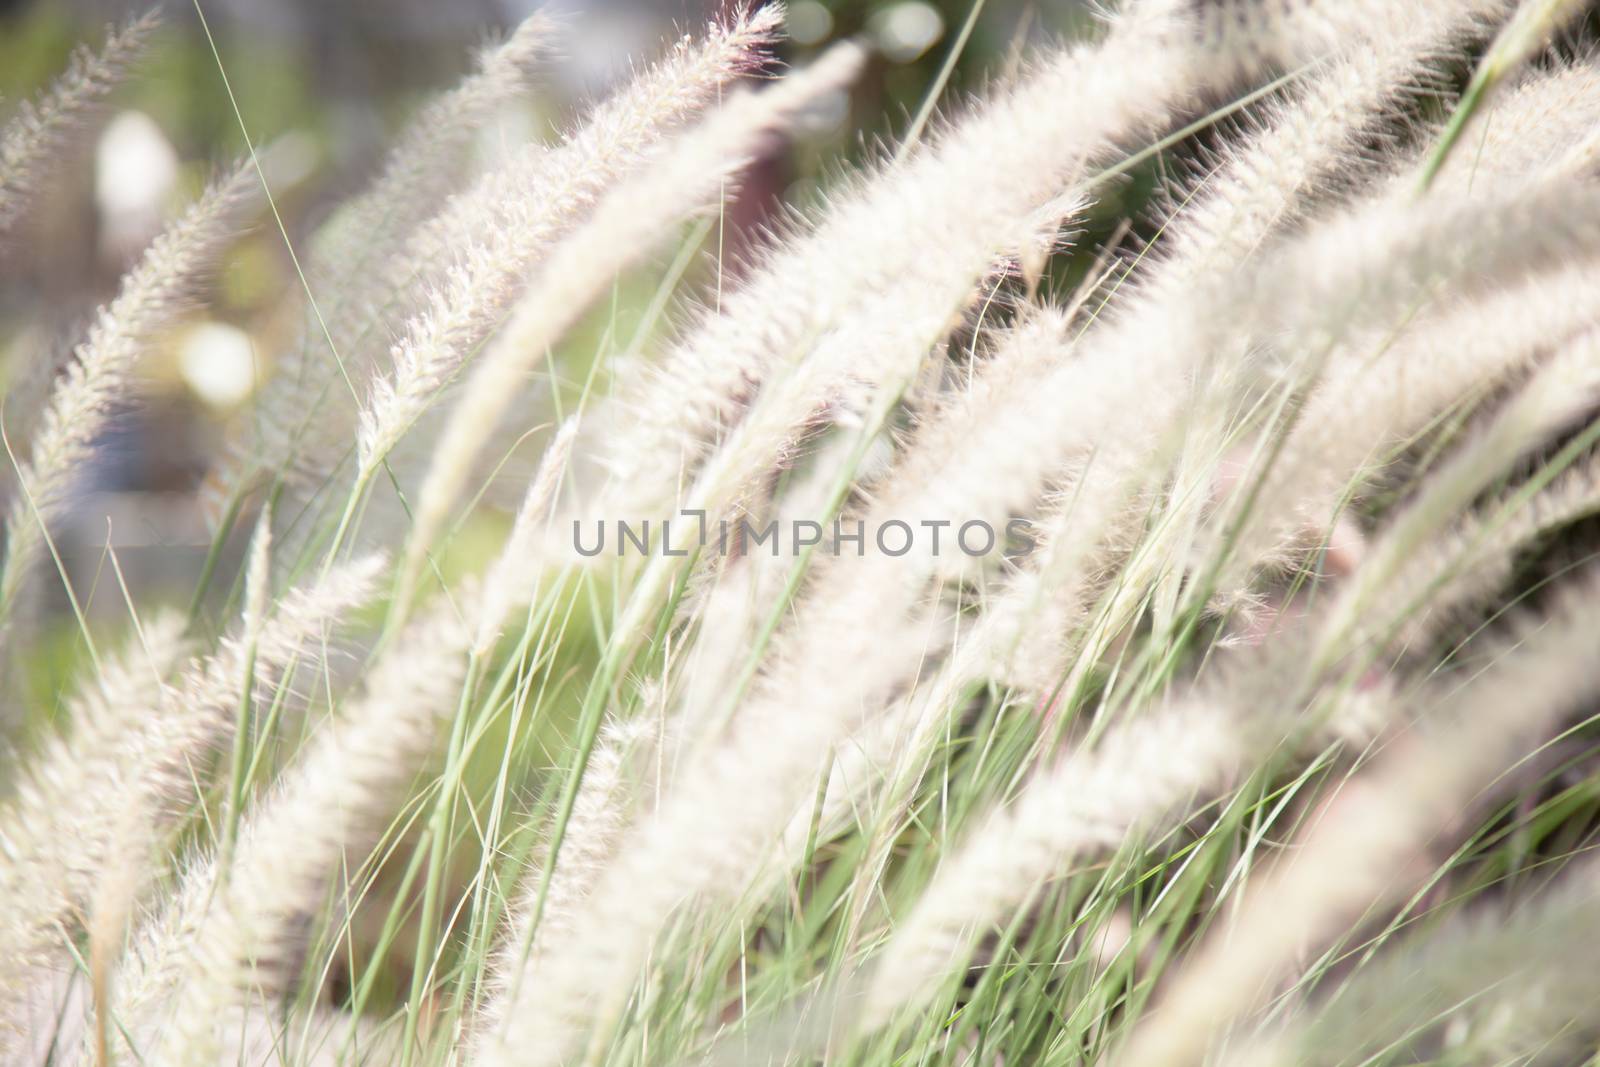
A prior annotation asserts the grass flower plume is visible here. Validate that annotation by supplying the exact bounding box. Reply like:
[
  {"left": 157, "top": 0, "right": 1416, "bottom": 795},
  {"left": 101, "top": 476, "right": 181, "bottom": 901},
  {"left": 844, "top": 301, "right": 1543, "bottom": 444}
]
[{"left": 5, "top": 2, "right": 1600, "bottom": 1065}]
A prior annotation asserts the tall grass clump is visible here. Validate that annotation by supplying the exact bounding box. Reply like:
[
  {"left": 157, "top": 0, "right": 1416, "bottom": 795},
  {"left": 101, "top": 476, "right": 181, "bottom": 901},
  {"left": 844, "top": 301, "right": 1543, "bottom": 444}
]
[{"left": 6, "top": 1, "right": 1600, "bottom": 1064}]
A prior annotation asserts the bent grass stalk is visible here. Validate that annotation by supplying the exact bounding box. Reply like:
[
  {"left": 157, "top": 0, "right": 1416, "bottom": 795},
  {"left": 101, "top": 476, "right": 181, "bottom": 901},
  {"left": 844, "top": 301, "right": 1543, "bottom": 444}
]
[{"left": 12, "top": 3, "right": 1600, "bottom": 1065}]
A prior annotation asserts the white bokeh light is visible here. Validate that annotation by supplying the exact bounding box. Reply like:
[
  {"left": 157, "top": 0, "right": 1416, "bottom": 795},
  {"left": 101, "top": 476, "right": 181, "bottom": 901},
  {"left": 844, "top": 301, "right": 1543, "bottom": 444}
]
[
  {"left": 870, "top": 1, "right": 945, "bottom": 64},
  {"left": 179, "top": 321, "right": 258, "bottom": 408},
  {"left": 95, "top": 110, "right": 179, "bottom": 257},
  {"left": 788, "top": 1, "right": 834, "bottom": 46}
]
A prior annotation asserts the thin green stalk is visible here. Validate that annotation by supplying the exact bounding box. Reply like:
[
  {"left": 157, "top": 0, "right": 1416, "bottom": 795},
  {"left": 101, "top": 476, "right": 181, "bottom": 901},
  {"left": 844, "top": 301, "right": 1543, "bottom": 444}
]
[
  {"left": 186, "top": 485, "right": 247, "bottom": 625},
  {"left": 896, "top": 0, "right": 988, "bottom": 163},
  {"left": 218, "top": 638, "right": 259, "bottom": 868},
  {"left": 400, "top": 651, "right": 482, "bottom": 1067},
  {"left": 1417, "top": 0, "right": 1589, "bottom": 194}
]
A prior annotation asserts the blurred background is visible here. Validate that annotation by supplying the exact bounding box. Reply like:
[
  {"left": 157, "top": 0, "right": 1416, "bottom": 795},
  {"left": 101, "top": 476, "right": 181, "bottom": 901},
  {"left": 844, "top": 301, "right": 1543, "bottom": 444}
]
[
  {"left": 0, "top": 0, "right": 1125, "bottom": 984},
  {"left": 0, "top": 0, "right": 1115, "bottom": 695},
  {"left": 0, "top": 0, "right": 1075, "bottom": 387}
]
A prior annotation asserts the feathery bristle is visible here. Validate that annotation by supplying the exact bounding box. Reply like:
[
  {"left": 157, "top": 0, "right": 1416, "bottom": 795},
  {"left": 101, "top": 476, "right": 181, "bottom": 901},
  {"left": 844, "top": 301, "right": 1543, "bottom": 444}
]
[
  {"left": 217, "top": 12, "right": 562, "bottom": 507},
  {"left": 0, "top": 163, "right": 256, "bottom": 626},
  {"left": 354, "top": 4, "right": 785, "bottom": 475},
  {"left": 0, "top": 10, "right": 160, "bottom": 236}
]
